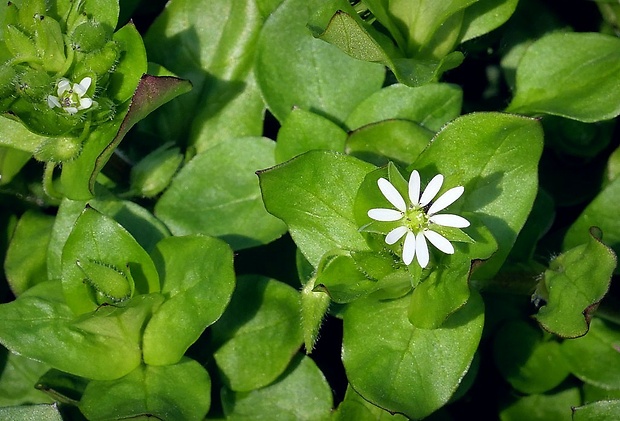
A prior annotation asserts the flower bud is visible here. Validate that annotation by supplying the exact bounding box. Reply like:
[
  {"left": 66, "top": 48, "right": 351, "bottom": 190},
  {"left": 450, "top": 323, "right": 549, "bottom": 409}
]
[
  {"left": 71, "top": 20, "right": 111, "bottom": 53},
  {"left": 130, "top": 144, "right": 183, "bottom": 197},
  {"left": 14, "top": 67, "right": 52, "bottom": 102},
  {"left": 5, "top": 25, "right": 39, "bottom": 62},
  {"left": 77, "top": 259, "right": 133, "bottom": 305},
  {"left": 34, "top": 135, "right": 83, "bottom": 163},
  {"left": 75, "top": 41, "right": 120, "bottom": 78}
]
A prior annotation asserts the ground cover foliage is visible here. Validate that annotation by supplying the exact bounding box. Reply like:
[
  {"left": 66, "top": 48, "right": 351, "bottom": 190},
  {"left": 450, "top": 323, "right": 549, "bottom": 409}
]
[{"left": 1, "top": 0, "right": 620, "bottom": 419}]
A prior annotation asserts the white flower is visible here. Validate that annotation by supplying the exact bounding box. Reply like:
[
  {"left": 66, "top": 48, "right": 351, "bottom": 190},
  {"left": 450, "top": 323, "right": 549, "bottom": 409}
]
[
  {"left": 367, "top": 170, "right": 470, "bottom": 268},
  {"left": 47, "top": 77, "right": 94, "bottom": 115}
]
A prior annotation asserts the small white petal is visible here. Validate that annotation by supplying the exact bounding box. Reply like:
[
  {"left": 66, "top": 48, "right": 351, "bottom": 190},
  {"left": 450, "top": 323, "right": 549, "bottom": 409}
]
[
  {"left": 424, "top": 230, "right": 454, "bottom": 254},
  {"left": 78, "top": 77, "right": 92, "bottom": 93},
  {"left": 415, "top": 232, "right": 429, "bottom": 268},
  {"left": 385, "top": 226, "right": 409, "bottom": 245},
  {"left": 64, "top": 107, "right": 78, "bottom": 115},
  {"left": 408, "top": 170, "right": 421, "bottom": 205},
  {"left": 78, "top": 97, "right": 93, "bottom": 110},
  {"left": 47, "top": 95, "right": 61, "bottom": 108},
  {"left": 368, "top": 208, "right": 403, "bottom": 222},
  {"left": 429, "top": 214, "right": 470, "bottom": 228},
  {"left": 428, "top": 186, "right": 465, "bottom": 215},
  {"left": 420, "top": 174, "right": 444, "bottom": 206},
  {"left": 377, "top": 178, "right": 407, "bottom": 212},
  {"left": 402, "top": 231, "right": 416, "bottom": 265},
  {"left": 57, "top": 78, "right": 70, "bottom": 95}
]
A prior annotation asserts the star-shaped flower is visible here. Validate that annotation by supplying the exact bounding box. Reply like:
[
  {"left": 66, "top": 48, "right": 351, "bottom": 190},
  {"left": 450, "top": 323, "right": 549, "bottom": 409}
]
[
  {"left": 47, "top": 77, "right": 95, "bottom": 115},
  {"left": 367, "top": 170, "right": 470, "bottom": 268}
]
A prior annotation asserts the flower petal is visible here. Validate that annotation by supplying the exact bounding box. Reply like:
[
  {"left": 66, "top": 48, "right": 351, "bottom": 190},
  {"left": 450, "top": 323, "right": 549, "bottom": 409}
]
[
  {"left": 368, "top": 208, "right": 403, "bottom": 222},
  {"left": 428, "top": 186, "right": 464, "bottom": 215},
  {"left": 429, "top": 214, "right": 470, "bottom": 228},
  {"left": 415, "top": 232, "right": 429, "bottom": 268},
  {"left": 377, "top": 178, "right": 407, "bottom": 212},
  {"left": 64, "top": 107, "right": 78, "bottom": 115},
  {"left": 423, "top": 230, "right": 454, "bottom": 254},
  {"left": 77, "top": 77, "right": 92, "bottom": 94},
  {"left": 419, "top": 174, "right": 444, "bottom": 206},
  {"left": 47, "top": 95, "right": 61, "bottom": 108},
  {"left": 385, "top": 226, "right": 408, "bottom": 245},
  {"left": 402, "top": 230, "right": 416, "bottom": 265},
  {"left": 57, "top": 78, "right": 70, "bottom": 95},
  {"left": 78, "top": 97, "right": 93, "bottom": 110},
  {"left": 408, "top": 170, "right": 421, "bottom": 205}
]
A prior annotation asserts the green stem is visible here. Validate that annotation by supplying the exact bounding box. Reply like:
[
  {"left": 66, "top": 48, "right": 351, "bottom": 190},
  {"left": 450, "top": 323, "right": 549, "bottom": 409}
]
[{"left": 42, "top": 162, "right": 63, "bottom": 200}]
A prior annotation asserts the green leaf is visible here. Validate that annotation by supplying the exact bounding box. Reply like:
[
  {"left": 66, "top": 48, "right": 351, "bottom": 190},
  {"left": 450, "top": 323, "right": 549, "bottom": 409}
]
[
  {"left": 155, "top": 137, "right": 286, "bottom": 251},
  {"left": 0, "top": 404, "right": 63, "bottom": 421},
  {"left": 345, "top": 83, "right": 462, "bottom": 131},
  {"left": 564, "top": 176, "right": 620, "bottom": 260},
  {"left": 275, "top": 108, "right": 347, "bottom": 163},
  {"left": 79, "top": 358, "right": 211, "bottom": 421},
  {"left": 60, "top": 74, "right": 191, "bottom": 200},
  {"left": 259, "top": 150, "right": 375, "bottom": 267},
  {"left": 499, "top": 387, "right": 581, "bottom": 421},
  {"left": 143, "top": 235, "right": 235, "bottom": 366},
  {"left": 408, "top": 253, "right": 472, "bottom": 329},
  {"left": 0, "top": 349, "right": 52, "bottom": 406},
  {"left": 561, "top": 318, "right": 620, "bottom": 390},
  {"left": 535, "top": 228, "right": 615, "bottom": 338},
  {"left": 210, "top": 276, "right": 303, "bottom": 392},
  {"left": 143, "top": 0, "right": 265, "bottom": 152},
  {"left": 0, "top": 117, "right": 47, "bottom": 153},
  {"left": 61, "top": 207, "right": 160, "bottom": 314},
  {"left": 334, "top": 385, "right": 408, "bottom": 420},
  {"left": 0, "top": 281, "right": 163, "bottom": 380},
  {"left": 459, "top": 0, "right": 519, "bottom": 43},
  {"left": 346, "top": 119, "right": 433, "bottom": 166},
  {"left": 221, "top": 354, "right": 333, "bottom": 420},
  {"left": 255, "top": 0, "right": 384, "bottom": 124},
  {"left": 47, "top": 196, "right": 170, "bottom": 282},
  {"left": 35, "top": 369, "right": 88, "bottom": 405},
  {"left": 342, "top": 290, "right": 484, "bottom": 419},
  {"left": 107, "top": 22, "right": 147, "bottom": 103},
  {"left": 4, "top": 210, "right": 54, "bottom": 295},
  {"left": 413, "top": 112, "right": 544, "bottom": 278},
  {"left": 573, "top": 400, "right": 620, "bottom": 421},
  {"left": 369, "top": 0, "right": 476, "bottom": 57},
  {"left": 493, "top": 320, "right": 570, "bottom": 394},
  {"left": 0, "top": 147, "right": 31, "bottom": 184},
  {"left": 506, "top": 32, "right": 620, "bottom": 122}
]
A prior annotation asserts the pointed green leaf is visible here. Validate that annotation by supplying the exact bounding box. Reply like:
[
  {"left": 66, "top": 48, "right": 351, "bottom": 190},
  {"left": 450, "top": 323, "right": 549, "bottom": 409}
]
[
  {"left": 346, "top": 119, "right": 433, "bottom": 166},
  {"left": 255, "top": 0, "right": 384, "bottom": 124},
  {"left": 0, "top": 404, "right": 62, "bottom": 421},
  {"left": 499, "top": 387, "right": 581, "bottom": 421},
  {"left": 0, "top": 281, "right": 163, "bottom": 380},
  {"left": 459, "top": 0, "right": 519, "bottom": 43},
  {"left": 275, "top": 108, "right": 347, "bottom": 163},
  {"left": 211, "top": 276, "right": 303, "bottom": 392},
  {"left": 573, "top": 400, "right": 620, "bottom": 421},
  {"left": 506, "top": 32, "right": 620, "bottom": 122},
  {"left": 345, "top": 83, "right": 462, "bottom": 131},
  {"left": 143, "top": 235, "right": 235, "bottom": 366},
  {"left": 143, "top": 0, "right": 265, "bottom": 152},
  {"left": 0, "top": 350, "right": 52, "bottom": 406},
  {"left": 342, "top": 290, "right": 484, "bottom": 419},
  {"left": 155, "top": 137, "right": 286, "bottom": 250},
  {"left": 61, "top": 207, "right": 160, "bottom": 314},
  {"left": 413, "top": 112, "right": 544, "bottom": 278},
  {"left": 259, "top": 151, "right": 375, "bottom": 267}
]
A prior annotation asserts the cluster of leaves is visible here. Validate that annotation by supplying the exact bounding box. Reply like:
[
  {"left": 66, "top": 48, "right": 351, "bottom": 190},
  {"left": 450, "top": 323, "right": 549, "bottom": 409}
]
[{"left": 0, "top": 0, "right": 620, "bottom": 420}]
